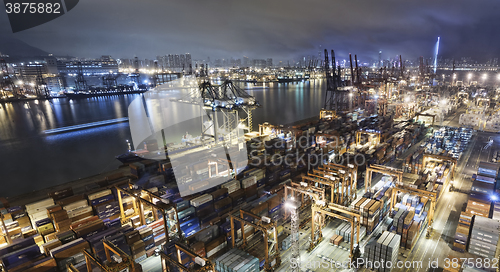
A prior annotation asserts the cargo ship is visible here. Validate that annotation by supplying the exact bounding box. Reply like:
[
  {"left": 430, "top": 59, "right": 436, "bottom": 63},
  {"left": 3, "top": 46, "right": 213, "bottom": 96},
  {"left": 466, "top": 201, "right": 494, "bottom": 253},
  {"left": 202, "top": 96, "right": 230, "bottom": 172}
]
[{"left": 65, "top": 84, "right": 149, "bottom": 99}]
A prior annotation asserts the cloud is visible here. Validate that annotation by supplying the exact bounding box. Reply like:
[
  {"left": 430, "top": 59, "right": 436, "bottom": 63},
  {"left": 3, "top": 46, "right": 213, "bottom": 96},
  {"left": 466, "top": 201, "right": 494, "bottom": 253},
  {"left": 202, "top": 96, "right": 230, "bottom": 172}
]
[{"left": 0, "top": 0, "right": 498, "bottom": 61}]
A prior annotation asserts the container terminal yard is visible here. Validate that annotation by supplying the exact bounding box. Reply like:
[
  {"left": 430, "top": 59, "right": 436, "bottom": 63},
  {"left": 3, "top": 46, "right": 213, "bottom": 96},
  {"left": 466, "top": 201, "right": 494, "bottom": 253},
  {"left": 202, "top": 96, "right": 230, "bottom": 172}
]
[{"left": 2, "top": 47, "right": 500, "bottom": 272}]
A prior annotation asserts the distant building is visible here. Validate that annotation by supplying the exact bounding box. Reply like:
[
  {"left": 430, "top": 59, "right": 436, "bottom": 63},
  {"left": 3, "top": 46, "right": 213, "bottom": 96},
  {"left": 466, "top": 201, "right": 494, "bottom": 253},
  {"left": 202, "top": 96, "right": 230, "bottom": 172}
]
[
  {"left": 58, "top": 58, "right": 118, "bottom": 75},
  {"left": 168, "top": 55, "right": 174, "bottom": 68},
  {"left": 174, "top": 55, "right": 180, "bottom": 68},
  {"left": 16, "top": 63, "right": 47, "bottom": 77},
  {"left": 252, "top": 59, "right": 267, "bottom": 68},
  {"left": 44, "top": 57, "right": 58, "bottom": 74},
  {"left": 185, "top": 53, "right": 192, "bottom": 69},
  {"left": 266, "top": 58, "right": 273, "bottom": 68}
]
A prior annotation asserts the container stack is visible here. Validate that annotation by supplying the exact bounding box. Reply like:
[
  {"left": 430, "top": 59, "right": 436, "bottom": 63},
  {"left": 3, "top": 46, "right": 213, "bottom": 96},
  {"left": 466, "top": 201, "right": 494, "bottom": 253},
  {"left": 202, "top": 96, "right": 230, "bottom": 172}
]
[
  {"left": 205, "top": 236, "right": 227, "bottom": 259},
  {"left": 471, "top": 176, "right": 495, "bottom": 195},
  {"left": 57, "top": 195, "right": 93, "bottom": 224},
  {"left": 267, "top": 194, "right": 282, "bottom": 223},
  {"left": 88, "top": 189, "right": 120, "bottom": 221},
  {"left": 468, "top": 216, "right": 500, "bottom": 259},
  {"left": 137, "top": 225, "right": 155, "bottom": 257},
  {"left": 363, "top": 231, "right": 401, "bottom": 272},
  {"left": 0, "top": 239, "right": 46, "bottom": 272},
  {"left": 229, "top": 189, "right": 245, "bottom": 208},
  {"left": 478, "top": 162, "right": 499, "bottom": 179},
  {"left": 214, "top": 248, "right": 259, "bottom": 272},
  {"left": 492, "top": 202, "right": 500, "bottom": 220},
  {"left": 49, "top": 238, "right": 90, "bottom": 272},
  {"left": 2, "top": 206, "right": 31, "bottom": 242},
  {"left": 125, "top": 229, "right": 145, "bottom": 262},
  {"left": 329, "top": 234, "right": 344, "bottom": 246},
  {"left": 335, "top": 222, "right": 366, "bottom": 243},
  {"left": 70, "top": 216, "right": 105, "bottom": 238},
  {"left": 49, "top": 205, "right": 71, "bottom": 233},
  {"left": 453, "top": 212, "right": 472, "bottom": 253},
  {"left": 467, "top": 193, "right": 491, "bottom": 218},
  {"left": 405, "top": 221, "right": 419, "bottom": 250},
  {"left": 26, "top": 198, "right": 55, "bottom": 233},
  {"left": 150, "top": 219, "right": 166, "bottom": 247},
  {"left": 222, "top": 179, "right": 241, "bottom": 194},
  {"left": 354, "top": 198, "right": 382, "bottom": 234}
]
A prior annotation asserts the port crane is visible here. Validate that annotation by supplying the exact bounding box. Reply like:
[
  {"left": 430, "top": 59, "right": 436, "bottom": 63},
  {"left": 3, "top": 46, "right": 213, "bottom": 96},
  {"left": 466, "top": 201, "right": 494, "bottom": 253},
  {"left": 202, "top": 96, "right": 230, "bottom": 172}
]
[
  {"left": 74, "top": 61, "right": 88, "bottom": 92},
  {"left": 0, "top": 59, "right": 19, "bottom": 98},
  {"left": 173, "top": 79, "right": 259, "bottom": 141},
  {"left": 365, "top": 164, "right": 403, "bottom": 193},
  {"left": 69, "top": 240, "right": 138, "bottom": 272},
  {"left": 229, "top": 210, "right": 281, "bottom": 271},
  {"left": 33, "top": 64, "right": 50, "bottom": 98},
  {"left": 322, "top": 49, "right": 351, "bottom": 114},
  {"left": 101, "top": 71, "right": 119, "bottom": 90},
  {"left": 310, "top": 202, "right": 361, "bottom": 258},
  {"left": 160, "top": 243, "right": 214, "bottom": 272},
  {"left": 115, "top": 185, "right": 182, "bottom": 242}
]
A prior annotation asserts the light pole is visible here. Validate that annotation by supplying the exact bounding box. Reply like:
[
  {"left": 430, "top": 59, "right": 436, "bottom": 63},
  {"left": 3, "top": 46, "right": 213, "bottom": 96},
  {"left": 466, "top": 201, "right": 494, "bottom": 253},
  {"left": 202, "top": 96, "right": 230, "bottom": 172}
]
[{"left": 285, "top": 199, "right": 301, "bottom": 272}]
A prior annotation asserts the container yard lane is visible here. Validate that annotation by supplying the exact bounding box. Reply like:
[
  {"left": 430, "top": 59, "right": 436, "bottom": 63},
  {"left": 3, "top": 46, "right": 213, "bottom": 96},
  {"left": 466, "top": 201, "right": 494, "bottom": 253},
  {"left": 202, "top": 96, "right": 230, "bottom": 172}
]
[{"left": 400, "top": 130, "right": 500, "bottom": 272}]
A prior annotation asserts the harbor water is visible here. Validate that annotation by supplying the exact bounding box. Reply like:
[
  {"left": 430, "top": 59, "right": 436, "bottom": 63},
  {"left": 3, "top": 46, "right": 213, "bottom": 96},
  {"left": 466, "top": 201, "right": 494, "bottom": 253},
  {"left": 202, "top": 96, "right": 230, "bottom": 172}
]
[{"left": 0, "top": 80, "right": 327, "bottom": 197}]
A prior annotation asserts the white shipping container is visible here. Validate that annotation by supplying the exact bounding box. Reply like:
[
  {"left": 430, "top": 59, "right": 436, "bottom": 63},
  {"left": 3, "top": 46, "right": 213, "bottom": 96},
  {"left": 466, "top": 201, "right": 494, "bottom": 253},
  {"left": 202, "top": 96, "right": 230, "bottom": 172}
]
[
  {"left": 190, "top": 194, "right": 213, "bottom": 207},
  {"left": 222, "top": 180, "right": 241, "bottom": 194},
  {"left": 64, "top": 199, "right": 89, "bottom": 212},
  {"left": 67, "top": 206, "right": 93, "bottom": 218},
  {"left": 26, "top": 198, "right": 55, "bottom": 213},
  {"left": 87, "top": 189, "right": 112, "bottom": 201},
  {"left": 241, "top": 176, "right": 257, "bottom": 189}
]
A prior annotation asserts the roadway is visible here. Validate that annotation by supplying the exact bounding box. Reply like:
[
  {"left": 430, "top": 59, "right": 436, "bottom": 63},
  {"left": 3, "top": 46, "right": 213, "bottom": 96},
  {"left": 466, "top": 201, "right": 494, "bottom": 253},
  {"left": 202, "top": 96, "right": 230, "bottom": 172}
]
[{"left": 395, "top": 130, "right": 500, "bottom": 272}]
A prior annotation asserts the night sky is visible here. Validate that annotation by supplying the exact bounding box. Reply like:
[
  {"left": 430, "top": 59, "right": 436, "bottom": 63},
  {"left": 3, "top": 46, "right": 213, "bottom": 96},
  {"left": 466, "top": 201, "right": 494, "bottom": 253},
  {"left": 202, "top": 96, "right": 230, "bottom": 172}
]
[{"left": 0, "top": 0, "right": 499, "bottom": 62}]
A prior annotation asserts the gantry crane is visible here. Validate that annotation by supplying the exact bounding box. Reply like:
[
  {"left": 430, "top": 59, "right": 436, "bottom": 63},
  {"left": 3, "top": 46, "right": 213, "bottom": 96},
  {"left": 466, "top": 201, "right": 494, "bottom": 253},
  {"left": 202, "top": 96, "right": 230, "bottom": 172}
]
[
  {"left": 0, "top": 59, "right": 19, "bottom": 98},
  {"left": 68, "top": 240, "right": 137, "bottom": 272},
  {"left": 74, "top": 61, "right": 88, "bottom": 92},
  {"left": 310, "top": 202, "right": 361, "bottom": 258},
  {"left": 160, "top": 243, "right": 214, "bottom": 272},
  {"left": 102, "top": 71, "right": 119, "bottom": 90},
  {"left": 229, "top": 210, "right": 281, "bottom": 271},
  {"left": 317, "top": 162, "right": 358, "bottom": 203},
  {"left": 365, "top": 164, "right": 403, "bottom": 193},
  {"left": 304, "top": 163, "right": 357, "bottom": 206},
  {"left": 415, "top": 113, "right": 436, "bottom": 126},
  {"left": 283, "top": 181, "right": 326, "bottom": 221},
  {"left": 422, "top": 154, "right": 457, "bottom": 189},
  {"left": 0, "top": 213, "right": 12, "bottom": 245},
  {"left": 34, "top": 64, "right": 50, "bottom": 98},
  {"left": 173, "top": 79, "right": 259, "bottom": 140},
  {"left": 355, "top": 129, "right": 381, "bottom": 148},
  {"left": 323, "top": 49, "right": 351, "bottom": 114},
  {"left": 115, "top": 185, "right": 181, "bottom": 242},
  {"left": 391, "top": 184, "right": 436, "bottom": 229},
  {"left": 286, "top": 198, "right": 301, "bottom": 272}
]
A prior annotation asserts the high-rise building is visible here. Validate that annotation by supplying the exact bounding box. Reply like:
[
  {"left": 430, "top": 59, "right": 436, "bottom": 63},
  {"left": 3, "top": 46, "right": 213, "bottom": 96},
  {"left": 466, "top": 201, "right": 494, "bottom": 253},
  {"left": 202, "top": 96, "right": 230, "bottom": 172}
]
[
  {"left": 180, "top": 55, "right": 186, "bottom": 69},
  {"left": 243, "top": 56, "right": 249, "bottom": 67},
  {"left": 378, "top": 51, "right": 382, "bottom": 68},
  {"left": 174, "top": 55, "right": 180, "bottom": 68},
  {"left": 252, "top": 59, "right": 267, "bottom": 68},
  {"left": 185, "top": 53, "right": 192, "bottom": 69},
  {"left": 266, "top": 58, "right": 273, "bottom": 68},
  {"left": 168, "top": 55, "right": 174, "bottom": 68}
]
